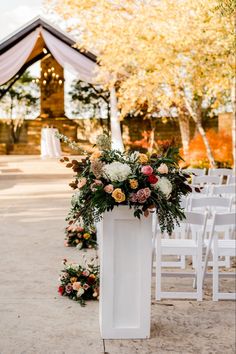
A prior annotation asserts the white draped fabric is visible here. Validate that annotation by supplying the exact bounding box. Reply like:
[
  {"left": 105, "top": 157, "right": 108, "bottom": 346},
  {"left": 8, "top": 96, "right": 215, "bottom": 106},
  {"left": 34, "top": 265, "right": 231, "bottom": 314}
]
[
  {"left": 0, "top": 28, "right": 40, "bottom": 86},
  {"left": 41, "top": 128, "right": 62, "bottom": 158},
  {"left": 0, "top": 28, "right": 98, "bottom": 85},
  {"left": 41, "top": 29, "right": 98, "bottom": 84},
  {"left": 0, "top": 25, "right": 124, "bottom": 150}
]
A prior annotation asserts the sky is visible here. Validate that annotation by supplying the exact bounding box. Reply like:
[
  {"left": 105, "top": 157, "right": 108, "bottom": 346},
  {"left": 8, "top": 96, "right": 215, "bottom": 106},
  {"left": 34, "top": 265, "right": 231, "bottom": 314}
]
[{"left": 0, "top": 0, "right": 44, "bottom": 41}]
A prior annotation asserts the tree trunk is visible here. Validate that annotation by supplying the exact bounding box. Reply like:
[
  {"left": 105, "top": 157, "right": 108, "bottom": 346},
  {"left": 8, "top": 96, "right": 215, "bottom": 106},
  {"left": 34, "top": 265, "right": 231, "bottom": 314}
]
[
  {"left": 231, "top": 82, "right": 236, "bottom": 170},
  {"left": 184, "top": 96, "right": 216, "bottom": 168},
  {"left": 148, "top": 118, "right": 155, "bottom": 154},
  {"left": 109, "top": 87, "right": 124, "bottom": 151},
  {"left": 179, "top": 114, "right": 190, "bottom": 159},
  {"left": 10, "top": 96, "right": 17, "bottom": 144}
]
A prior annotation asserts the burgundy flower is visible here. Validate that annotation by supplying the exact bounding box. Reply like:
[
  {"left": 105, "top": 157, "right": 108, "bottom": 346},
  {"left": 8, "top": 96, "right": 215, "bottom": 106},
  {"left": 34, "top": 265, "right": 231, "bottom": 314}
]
[
  {"left": 147, "top": 175, "right": 158, "bottom": 184},
  {"left": 58, "top": 286, "right": 64, "bottom": 295}
]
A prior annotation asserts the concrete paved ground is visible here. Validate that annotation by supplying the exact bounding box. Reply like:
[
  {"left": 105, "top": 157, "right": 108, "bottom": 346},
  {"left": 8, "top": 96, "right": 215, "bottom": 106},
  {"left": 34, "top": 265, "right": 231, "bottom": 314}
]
[{"left": 0, "top": 156, "right": 235, "bottom": 354}]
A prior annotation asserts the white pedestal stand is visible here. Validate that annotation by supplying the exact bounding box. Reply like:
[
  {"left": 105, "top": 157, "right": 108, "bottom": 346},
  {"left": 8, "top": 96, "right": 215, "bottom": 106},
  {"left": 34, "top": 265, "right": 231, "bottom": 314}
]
[{"left": 99, "top": 206, "right": 153, "bottom": 339}]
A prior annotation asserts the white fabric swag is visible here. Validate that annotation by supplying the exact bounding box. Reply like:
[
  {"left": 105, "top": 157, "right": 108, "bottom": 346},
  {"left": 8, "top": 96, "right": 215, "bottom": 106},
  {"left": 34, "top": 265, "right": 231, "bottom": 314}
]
[
  {"left": 0, "top": 28, "right": 40, "bottom": 86},
  {"left": 41, "top": 29, "right": 98, "bottom": 84},
  {"left": 0, "top": 28, "right": 98, "bottom": 85},
  {"left": 0, "top": 25, "right": 124, "bottom": 150}
]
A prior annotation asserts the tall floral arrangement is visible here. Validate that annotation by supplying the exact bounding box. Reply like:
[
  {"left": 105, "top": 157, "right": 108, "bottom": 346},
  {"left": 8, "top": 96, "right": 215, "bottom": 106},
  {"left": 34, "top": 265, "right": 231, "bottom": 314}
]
[{"left": 61, "top": 134, "right": 192, "bottom": 234}]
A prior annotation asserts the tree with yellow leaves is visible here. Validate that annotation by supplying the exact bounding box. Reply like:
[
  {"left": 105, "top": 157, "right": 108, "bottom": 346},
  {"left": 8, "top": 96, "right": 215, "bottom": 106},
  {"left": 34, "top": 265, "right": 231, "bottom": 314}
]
[{"left": 46, "top": 0, "right": 235, "bottom": 166}]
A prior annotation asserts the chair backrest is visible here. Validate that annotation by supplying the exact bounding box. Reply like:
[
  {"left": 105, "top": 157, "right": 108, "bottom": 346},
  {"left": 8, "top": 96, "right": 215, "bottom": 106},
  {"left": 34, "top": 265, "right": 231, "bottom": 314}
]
[
  {"left": 192, "top": 175, "right": 222, "bottom": 186},
  {"left": 208, "top": 168, "right": 233, "bottom": 177},
  {"left": 208, "top": 212, "right": 236, "bottom": 244},
  {"left": 184, "top": 211, "right": 208, "bottom": 242},
  {"left": 213, "top": 212, "right": 236, "bottom": 227},
  {"left": 211, "top": 184, "right": 236, "bottom": 196},
  {"left": 184, "top": 211, "right": 208, "bottom": 226},
  {"left": 183, "top": 168, "right": 206, "bottom": 176},
  {"left": 227, "top": 175, "right": 236, "bottom": 184},
  {"left": 189, "top": 196, "right": 232, "bottom": 213}
]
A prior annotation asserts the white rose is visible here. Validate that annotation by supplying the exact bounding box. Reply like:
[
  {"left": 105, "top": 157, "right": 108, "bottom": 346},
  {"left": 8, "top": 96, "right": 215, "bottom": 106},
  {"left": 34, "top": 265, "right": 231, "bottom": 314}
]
[
  {"left": 77, "top": 288, "right": 85, "bottom": 298},
  {"left": 103, "top": 161, "right": 132, "bottom": 182},
  {"left": 155, "top": 177, "right": 172, "bottom": 198}
]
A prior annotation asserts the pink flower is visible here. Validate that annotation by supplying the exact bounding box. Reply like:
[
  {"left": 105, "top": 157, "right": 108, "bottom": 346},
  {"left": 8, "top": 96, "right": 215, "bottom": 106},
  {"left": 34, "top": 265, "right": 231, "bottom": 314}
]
[
  {"left": 78, "top": 177, "right": 87, "bottom": 189},
  {"left": 65, "top": 284, "right": 73, "bottom": 294},
  {"left": 157, "top": 163, "right": 168, "bottom": 174},
  {"left": 67, "top": 225, "right": 74, "bottom": 231},
  {"left": 136, "top": 188, "right": 151, "bottom": 203},
  {"left": 76, "top": 226, "right": 84, "bottom": 232},
  {"left": 82, "top": 270, "right": 90, "bottom": 277},
  {"left": 141, "top": 165, "right": 153, "bottom": 176},
  {"left": 83, "top": 283, "right": 90, "bottom": 290},
  {"left": 90, "top": 179, "right": 103, "bottom": 191},
  {"left": 144, "top": 187, "right": 151, "bottom": 198},
  {"left": 104, "top": 184, "right": 114, "bottom": 194},
  {"left": 129, "top": 192, "right": 138, "bottom": 203}
]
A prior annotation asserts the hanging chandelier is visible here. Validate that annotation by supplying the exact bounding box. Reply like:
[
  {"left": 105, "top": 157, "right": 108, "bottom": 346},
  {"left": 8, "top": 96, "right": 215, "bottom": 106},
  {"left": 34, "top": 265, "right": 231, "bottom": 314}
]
[{"left": 32, "top": 65, "right": 64, "bottom": 96}]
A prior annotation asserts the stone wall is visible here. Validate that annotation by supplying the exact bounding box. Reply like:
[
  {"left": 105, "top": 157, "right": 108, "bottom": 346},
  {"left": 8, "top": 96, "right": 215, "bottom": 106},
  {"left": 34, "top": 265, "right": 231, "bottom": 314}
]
[{"left": 0, "top": 115, "right": 219, "bottom": 155}]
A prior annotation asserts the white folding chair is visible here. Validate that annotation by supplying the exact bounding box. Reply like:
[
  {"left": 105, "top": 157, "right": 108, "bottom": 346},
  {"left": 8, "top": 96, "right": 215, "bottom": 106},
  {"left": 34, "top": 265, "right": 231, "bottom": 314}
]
[
  {"left": 153, "top": 221, "right": 187, "bottom": 269},
  {"left": 203, "top": 213, "right": 236, "bottom": 301},
  {"left": 189, "top": 196, "right": 233, "bottom": 215},
  {"left": 227, "top": 175, "right": 236, "bottom": 184},
  {"left": 155, "top": 211, "right": 208, "bottom": 301},
  {"left": 208, "top": 168, "right": 233, "bottom": 179},
  {"left": 183, "top": 168, "right": 206, "bottom": 176},
  {"left": 211, "top": 184, "right": 236, "bottom": 197},
  {"left": 189, "top": 196, "right": 233, "bottom": 268},
  {"left": 192, "top": 175, "right": 223, "bottom": 186}
]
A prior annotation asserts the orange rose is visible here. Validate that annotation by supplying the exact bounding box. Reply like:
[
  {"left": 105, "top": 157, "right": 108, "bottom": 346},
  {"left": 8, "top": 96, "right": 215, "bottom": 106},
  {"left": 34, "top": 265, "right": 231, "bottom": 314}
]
[
  {"left": 138, "top": 153, "right": 149, "bottom": 164},
  {"left": 83, "top": 233, "right": 91, "bottom": 240},
  {"left": 70, "top": 277, "right": 77, "bottom": 283},
  {"left": 112, "top": 188, "right": 126, "bottom": 203},
  {"left": 129, "top": 179, "right": 138, "bottom": 189},
  {"left": 89, "top": 151, "right": 102, "bottom": 161}
]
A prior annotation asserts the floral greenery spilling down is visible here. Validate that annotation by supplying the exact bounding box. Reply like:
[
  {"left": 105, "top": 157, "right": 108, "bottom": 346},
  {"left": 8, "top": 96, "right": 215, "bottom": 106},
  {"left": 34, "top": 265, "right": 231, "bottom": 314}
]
[
  {"left": 58, "top": 257, "right": 99, "bottom": 306},
  {"left": 61, "top": 133, "right": 192, "bottom": 234},
  {"left": 65, "top": 224, "right": 97, "bottom": 249}
]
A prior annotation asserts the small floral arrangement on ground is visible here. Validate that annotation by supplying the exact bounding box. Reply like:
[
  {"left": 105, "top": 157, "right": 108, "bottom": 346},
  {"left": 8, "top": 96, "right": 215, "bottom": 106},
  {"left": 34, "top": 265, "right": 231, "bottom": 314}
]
[
  {"left": 58, "top": 257, "right": 100, "bottom": 306},
  {"left": 65, "top": 223, "right": 97, "bottom": 249},
  {"left": 60, "top": 133, "right": 192, "bottom": 234}
]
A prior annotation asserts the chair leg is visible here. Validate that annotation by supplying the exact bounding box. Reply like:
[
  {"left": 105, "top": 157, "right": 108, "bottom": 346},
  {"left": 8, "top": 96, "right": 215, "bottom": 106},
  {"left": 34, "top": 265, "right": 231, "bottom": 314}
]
[
  {"left": 180, "top": 255, "right": 185, "bottom": 269},
  {"left": 225, "top": 229, "right": 231, "bottom": 268},
  {"left": 197, "top": 248, "right": 203, "bottom": 301},
  {"left": 156, "top": 235, "right": 162, "bottom": 300},
  {"left": 213, "top": 239, "right": 219, "bottom": 301}
]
